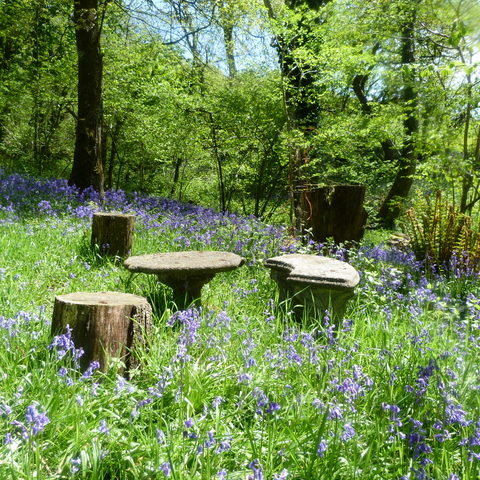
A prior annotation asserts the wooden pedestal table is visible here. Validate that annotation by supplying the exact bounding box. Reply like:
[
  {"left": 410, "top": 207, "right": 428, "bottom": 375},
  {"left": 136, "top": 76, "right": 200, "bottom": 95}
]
[
  {"left": 51, "top": 291, "right": 152, "bottom": 373},
  {"left": 265, "top": 254, "right": 360, "bottom": 322},
  {"left": 124, "top": 251, "right": 245, "bottom": 310}
]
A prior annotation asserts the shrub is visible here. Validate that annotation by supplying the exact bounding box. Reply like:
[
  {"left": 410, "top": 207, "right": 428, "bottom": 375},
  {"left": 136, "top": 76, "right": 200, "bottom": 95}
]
[{"left": 403, "top": 191, "right": 480, "bottom": 272}]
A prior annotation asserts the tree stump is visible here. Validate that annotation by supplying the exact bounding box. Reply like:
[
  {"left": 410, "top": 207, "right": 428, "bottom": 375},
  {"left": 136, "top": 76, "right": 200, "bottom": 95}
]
[
  {"left": 303, "top": 185, "right": 368, "bottom": 244},
  {"left": 51, "top": 291, "right": 152, "bottom": 373},
  {"left": 91, "top": 212, "right": 135, "bottom": 257}
]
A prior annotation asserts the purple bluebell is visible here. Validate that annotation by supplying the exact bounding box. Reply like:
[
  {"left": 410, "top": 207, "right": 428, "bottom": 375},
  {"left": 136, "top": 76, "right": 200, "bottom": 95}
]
[
  {"left": 71, "top": 457, "right": 81, "bottom": 474},
  {"left": 25, "top": 402, "right": 49, "bottom": 435},
  {"left": 248, "top": 459, "right": 264, "bottom": 480},
  {"left": 81, "top": 361, "right": 100, "bottom": 380},
  {"left": 98, "top": 419, "right": 109, "bottom": 435},
  {"left": 317, "top": 438, "right": 328, "bottom": 457},
  {"left": 273, "top": 469, "right": 289, "bottom": 480},
  {"left": 160, "top": 461, "right": 171, "bottom": 476}
]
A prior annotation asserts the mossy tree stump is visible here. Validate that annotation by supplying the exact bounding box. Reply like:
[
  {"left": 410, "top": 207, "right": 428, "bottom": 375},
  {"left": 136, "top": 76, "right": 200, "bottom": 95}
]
[
  {"left": 91, "top": 212, "right": 135, "bottom": 257},
  {"left": 51, "top": 291, "right": 152, "bottom": 373}
]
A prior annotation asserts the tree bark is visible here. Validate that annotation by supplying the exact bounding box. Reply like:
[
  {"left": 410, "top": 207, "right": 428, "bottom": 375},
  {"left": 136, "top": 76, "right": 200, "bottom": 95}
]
[
  {"left": 305, "top": 185, "right": 368, "bottom": 243},
  {"left": 91, "top": 212, "right": 135, "bottom": 257},
  {"left": 69, "top": 0, "right": 104, "bottom": 198},
  {"left": 273, "top": 0, "right": 331, "bottom": 233},
  {"left": 377, "top": 5, "right": 419, "bottom": 228},
  {"left": 51, "top": 291, "right": 152, "bottom": 373},
  {"left": 222, "top": 23, "right": 237, "bottom": 78}
]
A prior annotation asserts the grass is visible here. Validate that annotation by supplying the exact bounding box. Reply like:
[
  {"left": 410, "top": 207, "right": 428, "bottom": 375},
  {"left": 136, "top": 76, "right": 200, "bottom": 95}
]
[{"left": 0, "top": 171, "right": 479, "bottom": 479}]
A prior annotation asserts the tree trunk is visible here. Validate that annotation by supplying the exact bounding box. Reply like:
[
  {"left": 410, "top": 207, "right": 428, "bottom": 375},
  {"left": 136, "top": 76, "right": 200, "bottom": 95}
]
[
  {"left": 222, "top": 23, "right": 237, "bottom": 78},
  {"left": 105, "top": 118, "right": 122, "bottom": 190},
  {"left": 69, "top": 0, "right": 104, "bottom": 198},
  {"left": 305, "top": 185, "right": 368, "bottom": 244},
  {"left": 170, "top": 157, "right": 184, "bottom": 197},
  {"left": 91, "top": 212, "right": 135, "bottom": 257},
  {"left": 377, "top": 5, "right": 419, "bottom": 228},
  {"left": 274, "top": 0, "right": 331, "bottom": 233},
  {"left": 51, "top": 291, "right": 152, "bottom": 373}
]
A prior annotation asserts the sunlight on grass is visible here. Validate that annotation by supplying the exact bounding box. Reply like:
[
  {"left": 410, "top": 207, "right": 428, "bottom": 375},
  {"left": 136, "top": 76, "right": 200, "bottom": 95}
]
[{"left": 0, "top": 170, "right": 479, "bottom": 479}]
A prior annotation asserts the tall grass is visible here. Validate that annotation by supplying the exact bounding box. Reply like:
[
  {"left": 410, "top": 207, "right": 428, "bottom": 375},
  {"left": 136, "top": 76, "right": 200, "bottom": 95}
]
[{"left": 0, "top": 170, "right": 479, "bottom": 479}]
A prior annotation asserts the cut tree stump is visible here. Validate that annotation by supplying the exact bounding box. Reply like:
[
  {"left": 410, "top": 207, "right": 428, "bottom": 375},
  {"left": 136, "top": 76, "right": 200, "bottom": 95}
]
[
  {"left": 303, "top": 185, "right": 368, "bottom": 244},
  {"left": 91, "top": 212, "right": 135, "bottom": 257},
  {"left": 51, "top": 291, "right": 152, "bottom": 373}
]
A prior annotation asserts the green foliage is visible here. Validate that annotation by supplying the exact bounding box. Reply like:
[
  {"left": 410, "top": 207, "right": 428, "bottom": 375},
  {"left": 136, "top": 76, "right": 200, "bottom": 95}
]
[
  {"left": 0, "top": 0, "right": 76, "bottom": 174},
  {"left": 1, "top": 0, "right": 480, "bottom": 223},
  {"left": 2, "top": 190, "right": 480, "bottom": 478},
  {"left": 404, "top": 190, "right": 480, "bottom": 270}
]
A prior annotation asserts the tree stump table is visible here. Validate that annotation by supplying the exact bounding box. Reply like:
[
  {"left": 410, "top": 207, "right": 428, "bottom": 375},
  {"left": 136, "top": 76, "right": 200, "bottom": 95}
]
[
  {"left": 91, "top": 212, "right": 135, "bottom": 257},
  {"left": 124, "top": 251, "right": 245, "bottom": 309},
  {"left": 51, "top": 291, "right": 152, "bottom": 373},
  {"left": 264, "top": 254, "right": 360, "bottom": 322}
]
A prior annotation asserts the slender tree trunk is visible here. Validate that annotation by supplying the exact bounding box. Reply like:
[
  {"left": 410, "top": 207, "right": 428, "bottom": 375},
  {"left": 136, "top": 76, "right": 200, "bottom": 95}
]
[
  {"left": 271, "top": 0, "right": 330, "bottom": 233},
  {"left": 459, "top": 73, "right": 474, "bottom": 213},
  {"left": 352, "top": 72, "right": 399, "bottom": 164},
  {"left": 170, "top": 157, "right": 184, "bottom": 197},
  {"left": 69, "top": 0, "right": 104, "bottom": 198},
  {"left": 377, "top": 6, "right": 419, "bottom": 227},
  {"left": 222, "top": 23, "right": 236, "bottom": 78}
]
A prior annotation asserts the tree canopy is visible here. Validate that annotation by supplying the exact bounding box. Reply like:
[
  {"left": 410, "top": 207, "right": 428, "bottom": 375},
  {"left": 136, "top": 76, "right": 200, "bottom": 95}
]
[{"left": 0, "top": 0, "right": 479, "bottom": 226}]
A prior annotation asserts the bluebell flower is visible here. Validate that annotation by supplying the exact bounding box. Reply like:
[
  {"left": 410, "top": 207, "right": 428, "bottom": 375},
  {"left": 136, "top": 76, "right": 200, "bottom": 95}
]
[
  {"left": 317, "top": 438, "right": 328, "bottom": 457},
  {"left": 248, "top": 459, "right": 264, "bottom": 480},
  {"left": 341, "top": 422, "right": 356, "bottom": 441},
  {"left": 160, "top": 461, "right": 171, "bottom": 476},
  {"left": 1, "top": 402, "right": 12, "bottom": 416},
  {"left": 81, "top": 361, "right": 100, "bottom": 380},
  {"left": 98, "top": 419, "right": 109, "bottom": 435},
  {"left": 156, "top": 428, "right": 165, "bottom": 444},
  {"left": 204, "top": 431, "right": 216, "bottom": 448},
  {"left": 25, "top": 402, "right": 49, "bottom": 435},
  {"left": 49, "top": 325, "right": 83, "bottom": 364},
  {"left": 71, "top": 457, "right": 81, "bottom": 474},
  {"left": 266, "top": 402, "right": 281, "bottom": 415},
  {"left": 273, "top": 469, "right": 289, "bottom": 480},
  {"left": 216, "top": 437, "right": 231, "bottom": 454}
]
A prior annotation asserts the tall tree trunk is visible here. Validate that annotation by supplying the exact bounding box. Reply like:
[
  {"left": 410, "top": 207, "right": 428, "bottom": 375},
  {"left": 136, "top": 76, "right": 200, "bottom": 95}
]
[
  {"left": 170, "top": 157, "right": 184, "bottom": 198},
  {"left": 377, "top": 5, "right": 419, "bottom": 228},
  {"left": 269, "top": 0, "right": 330, "bottom": 233},
  {"left": 69, "top": 0, "right": 104, "bottom": 198},
  {"left": 222, "top": 23, "right": 236, "bottom": 78},
  {"left": 105, "top": 118, "right": 122, "bottom": 190}
]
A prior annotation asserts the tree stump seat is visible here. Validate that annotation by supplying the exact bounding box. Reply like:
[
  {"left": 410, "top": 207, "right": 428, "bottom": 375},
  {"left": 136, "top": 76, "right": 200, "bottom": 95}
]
[
  {"left": 51, "top": 291, "right": 152, "bottom": 373},
  {"left": 124, "top": 251, "right": 245, "bottom": 309},
  {"left": 264, "top": 254, "right": 360, "bottom": 321},
  {"left": 91, "top": 212, "right": 135, "bottom": 257}
]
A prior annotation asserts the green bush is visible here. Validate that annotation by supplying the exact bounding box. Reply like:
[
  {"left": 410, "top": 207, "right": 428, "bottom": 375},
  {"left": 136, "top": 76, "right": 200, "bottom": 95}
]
[{"left": 404, "top": 190, "right": 480, "bottom": 271}]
